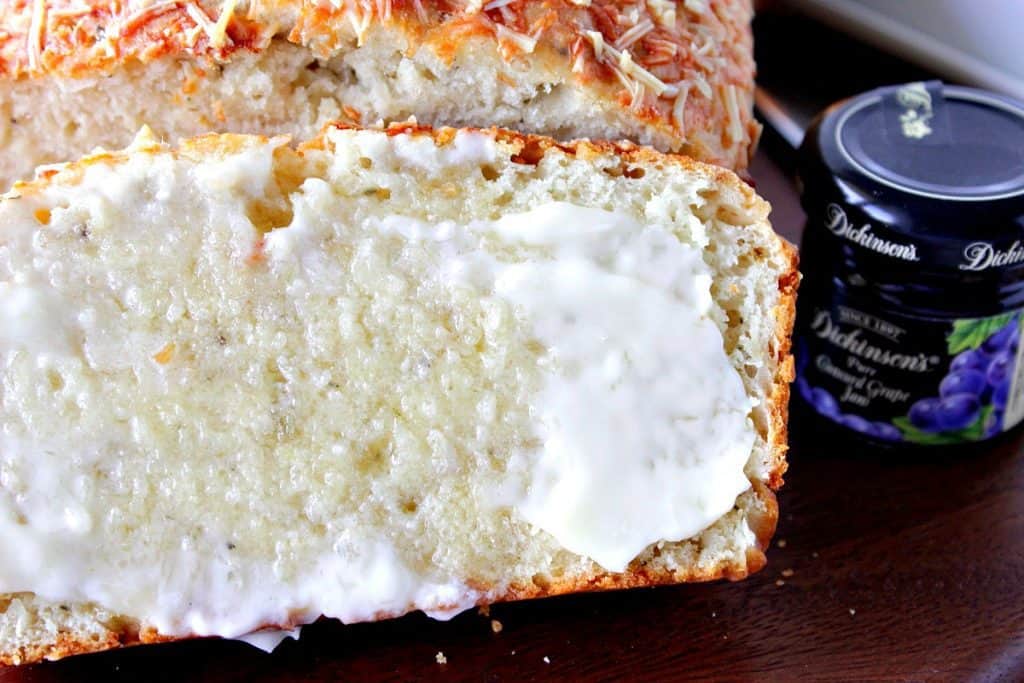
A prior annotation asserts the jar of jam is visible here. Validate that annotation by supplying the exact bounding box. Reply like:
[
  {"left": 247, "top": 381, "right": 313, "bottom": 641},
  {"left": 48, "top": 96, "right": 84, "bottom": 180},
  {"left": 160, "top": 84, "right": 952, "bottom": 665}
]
[{"left": 794, "top": 82, "right": 1024, "bottom": 446}]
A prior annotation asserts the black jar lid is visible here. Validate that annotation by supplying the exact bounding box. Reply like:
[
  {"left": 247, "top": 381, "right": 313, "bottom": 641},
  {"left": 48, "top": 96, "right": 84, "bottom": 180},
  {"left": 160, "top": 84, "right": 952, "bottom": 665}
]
[{"left": 798, "top": 82, "right": 1024, "bottom": 271}]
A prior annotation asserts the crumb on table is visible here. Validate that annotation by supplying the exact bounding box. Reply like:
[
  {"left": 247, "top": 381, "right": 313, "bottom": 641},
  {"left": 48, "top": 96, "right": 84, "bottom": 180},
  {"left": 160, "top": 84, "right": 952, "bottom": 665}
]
[{"left": 436, "top": 651, "right": 447, "bottom": 665}]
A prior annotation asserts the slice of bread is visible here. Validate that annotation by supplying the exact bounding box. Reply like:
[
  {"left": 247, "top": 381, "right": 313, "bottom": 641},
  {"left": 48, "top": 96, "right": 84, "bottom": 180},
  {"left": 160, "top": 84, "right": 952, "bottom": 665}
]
[
  {"left": 0, "top": 0, "right": 759, "bottom": 189},
  {"left": 0, "top": 124, "right": 796, "bottom": 666}
]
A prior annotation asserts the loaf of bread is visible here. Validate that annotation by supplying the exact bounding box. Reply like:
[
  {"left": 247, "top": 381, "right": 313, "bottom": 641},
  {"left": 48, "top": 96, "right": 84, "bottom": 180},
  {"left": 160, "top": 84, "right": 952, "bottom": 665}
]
[
  {"left": 0, "top": 124, "right": 795, "bottom": 665},
  {"left": 0, "top": 0, "right": 759, "bottom": 189}
]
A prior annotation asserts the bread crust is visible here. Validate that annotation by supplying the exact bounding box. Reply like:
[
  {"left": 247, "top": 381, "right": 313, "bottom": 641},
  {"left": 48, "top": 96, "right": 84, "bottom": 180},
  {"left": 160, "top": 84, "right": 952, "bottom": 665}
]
[
  {"left": 0, "top": 0, "right": 758, "bottom": 171},
  {"left": 0, "top": 123, "right": 797, "bottom": 667}
]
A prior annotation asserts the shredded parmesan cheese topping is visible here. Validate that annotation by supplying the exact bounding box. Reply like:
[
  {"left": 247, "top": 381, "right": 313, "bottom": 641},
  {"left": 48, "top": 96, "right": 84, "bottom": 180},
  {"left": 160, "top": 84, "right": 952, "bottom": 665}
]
[
  {"left": 0, "top": 0, "right": 756, "bottom": 166},
  {"left": 210, "top": 0, "right": 237, "bottom": 48},
  {"left": 587, "top": 30, "right": 672, "bottom": 109},
  {"left": 494, "top": 22, "right": 537, "bottom": 55},
  {"left": 26, "top": 0, "right": 45, "bottom": 70}
]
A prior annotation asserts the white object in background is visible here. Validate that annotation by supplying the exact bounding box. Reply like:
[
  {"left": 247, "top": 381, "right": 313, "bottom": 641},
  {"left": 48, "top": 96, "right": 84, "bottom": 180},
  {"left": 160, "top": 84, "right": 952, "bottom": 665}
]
[{"left": 783, "top": 0, "right": 1024, "bottom": 101}]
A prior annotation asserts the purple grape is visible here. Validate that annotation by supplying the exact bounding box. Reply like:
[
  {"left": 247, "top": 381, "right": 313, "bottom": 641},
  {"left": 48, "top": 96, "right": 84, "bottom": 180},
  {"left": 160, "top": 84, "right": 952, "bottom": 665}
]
[
  {"left": 869, "top": 422, "right": 903, "bottom": 442},
  {"left": 811, "top": 387, "right": 839, "bottom": 417},
  {"left": 936, "top": 393, "right": 981, "bottom": 431},
  {"left": 984, "top": 410, "right": 1004, "bottom": 439},
  {"left": 796, "top": 377, "right": 812, "bottom": 402},
  {"left": 796, "top": 342, "right": 810, "bottom": 372},
  {"left": 909, "top": 398, "right": 944, "bottom": 433},
  {"left": 993, "top": 380, "right": 1010, "bottom": 409},
  {"left": 950, "top": 348, "right": 988, "bottom": 373},
  {"left": 983, "top": 321, "right": 1018, "bottom": 354},
  {"left": 986, "top": 351, "right": 1014, "bottom": 387},
  {"left": 939, "top": 370, "right": 987, "bottom": 399},
  {"left": 839, "top": 414, "right": 872, "bottom": 434}
]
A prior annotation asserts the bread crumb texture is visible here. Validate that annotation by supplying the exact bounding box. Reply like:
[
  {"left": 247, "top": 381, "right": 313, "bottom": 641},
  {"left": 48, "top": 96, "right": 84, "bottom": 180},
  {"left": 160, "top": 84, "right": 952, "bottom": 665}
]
[{"left": 0, "top": 125, "right": 795, "bottom": 665}]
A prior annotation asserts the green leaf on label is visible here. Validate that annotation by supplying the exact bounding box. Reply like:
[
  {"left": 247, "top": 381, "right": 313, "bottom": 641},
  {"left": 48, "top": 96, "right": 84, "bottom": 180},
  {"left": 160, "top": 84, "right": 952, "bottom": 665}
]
[
  {"left": 892, "top": 405, "right": 994, "bottom": 445},
  {"left": 959, "top": 405, "right": 994, "bottom": 441},
  {"left": 947, "top": 313, "right": 1017, "bottom": 355},
  {"left": 892, "top": 417, "right": 964, "bottom": 445}
]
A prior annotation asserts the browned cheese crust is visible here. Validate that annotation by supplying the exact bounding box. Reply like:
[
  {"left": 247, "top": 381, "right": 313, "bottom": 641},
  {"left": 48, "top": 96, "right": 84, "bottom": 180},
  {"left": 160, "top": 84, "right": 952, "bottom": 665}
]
[
  {"left": 0, "top": 0, "right": 759, "bottom": 170},
  {"left": 0, "top": 123, "right": 797, "bottom": 667}
]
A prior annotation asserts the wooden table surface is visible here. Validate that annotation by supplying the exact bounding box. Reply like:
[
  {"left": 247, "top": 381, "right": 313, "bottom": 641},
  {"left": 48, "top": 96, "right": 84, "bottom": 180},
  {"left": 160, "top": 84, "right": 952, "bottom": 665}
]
[{"left": 2, "top": 143, "right": 1022, "bottom": 683}]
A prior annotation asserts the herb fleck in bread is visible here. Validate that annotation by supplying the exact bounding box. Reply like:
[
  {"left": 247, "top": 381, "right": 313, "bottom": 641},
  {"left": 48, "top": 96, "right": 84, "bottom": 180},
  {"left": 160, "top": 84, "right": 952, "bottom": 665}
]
[
  {"left": 0, "top": 0, "right": 759, "bottom": 189},
  {"left": 0, "top": 124, "right": 796, "bottom": 666}
]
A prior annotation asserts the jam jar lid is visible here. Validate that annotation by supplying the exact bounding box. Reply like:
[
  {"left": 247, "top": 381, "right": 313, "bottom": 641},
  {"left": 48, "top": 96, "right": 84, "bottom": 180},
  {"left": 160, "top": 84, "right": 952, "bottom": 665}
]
[{"left": 798, "top": 82, "right": 1024, "bottom": 271}]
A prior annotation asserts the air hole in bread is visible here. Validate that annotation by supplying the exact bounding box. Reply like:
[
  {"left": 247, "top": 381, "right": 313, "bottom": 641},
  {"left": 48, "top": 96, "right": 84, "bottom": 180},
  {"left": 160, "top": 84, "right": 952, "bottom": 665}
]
[
  {"left": 530, "top": 573, "right": 552, "bottom": 590},
  {"left": 417, "top": 64, "right": 439, "bottom": 83},
  {"left": 265, "top": 359, "right": 285, "bottom": 384},
  {"left": 717, "top": 205, "right": 751, "bottom": 225},
  {"left": 47, "top": 370, "right": 64, "bottom": 391},
  {"left": 511, "top": 140, "right": 545, "bottom": 166},
  {"left": 357, "top": 437, "right": 392, "bottom": 475},
  {"left": 245, "top": 146, "right": 311, "bottom": 234},
  {"left": 602, "top": 163, "right": 645, "bottom": 179},
  {"left": 623, "top": 166, "right": 645, "bottom": 179},
  {"left": 727, "top": 309, "right": 742, "bottom": 328},
  {"left": 246, "top": 199, "right": 293, "bottom": 235},
  {"left": 364, "top": 187, "right": 391, "bottom": 200},
  {"left": 358, "top": 157, "right": 373, "bottom": 169},
  {"left": 524, "top": 339, "right": 546, "bottom": 356}
]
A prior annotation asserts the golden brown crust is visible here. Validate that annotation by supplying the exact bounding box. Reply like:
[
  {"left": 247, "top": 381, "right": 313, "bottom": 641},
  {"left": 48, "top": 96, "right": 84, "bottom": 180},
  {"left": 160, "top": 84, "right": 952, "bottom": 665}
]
[
  {"left": 0, "top": 0, "right": 757, "bottom": 169},
  {"left": 0, "top": 618, "right": 188, "bottom": 666},
  {"left": 759, "top": 238, "right": 799, "bottom": 490},
  {"left": 1, "top": 123, "right": 796, "bottom": 667},
  {"left": 0, "top": 630, "right": 121, "bottom": 667},
  {"left": 494, "top": 483, "right": 780, "bottom": 609}
]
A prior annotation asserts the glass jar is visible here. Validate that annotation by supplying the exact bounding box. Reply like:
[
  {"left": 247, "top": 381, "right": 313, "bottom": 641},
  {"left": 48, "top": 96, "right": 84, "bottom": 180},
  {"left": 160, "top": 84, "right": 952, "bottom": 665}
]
[{"left": 794, "top": 82, "right": 1024, "bottom": 446}]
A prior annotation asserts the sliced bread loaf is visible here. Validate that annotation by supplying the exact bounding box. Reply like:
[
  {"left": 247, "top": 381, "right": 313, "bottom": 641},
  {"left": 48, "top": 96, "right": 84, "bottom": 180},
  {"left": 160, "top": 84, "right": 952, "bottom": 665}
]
[
  {"left": 0, "top": 0, "right": 759, "bottom": 188},
  {"left": 0, "top": 124, "right": 796, "bottom": 665}
]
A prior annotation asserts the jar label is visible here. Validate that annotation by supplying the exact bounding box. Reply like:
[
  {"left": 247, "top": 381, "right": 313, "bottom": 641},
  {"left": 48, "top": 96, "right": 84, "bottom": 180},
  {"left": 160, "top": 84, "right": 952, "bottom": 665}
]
[
  {"left": 824, "top": 203, "right": 921, "bottom": 262},
  {"left": 796, "top": 302, "right": 1024, "bottom": 444},
  {"left": 809, "top": 200, "right": 1024, "bottom": 269}
]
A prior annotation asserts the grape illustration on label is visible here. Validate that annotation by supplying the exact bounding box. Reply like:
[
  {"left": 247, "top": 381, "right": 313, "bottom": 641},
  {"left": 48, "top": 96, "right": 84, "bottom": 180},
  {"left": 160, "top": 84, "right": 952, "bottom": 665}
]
[
  {"left": 895, "top": 312, "right": 1024, "bottom": 445},
  {"left": 797, "top": 310, "right": 1024, "bottom": 445}
]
